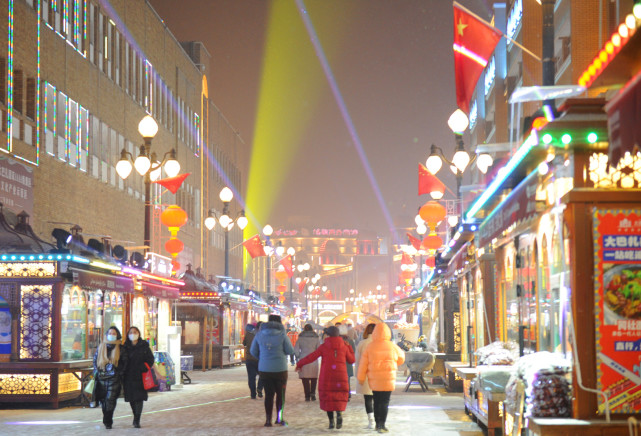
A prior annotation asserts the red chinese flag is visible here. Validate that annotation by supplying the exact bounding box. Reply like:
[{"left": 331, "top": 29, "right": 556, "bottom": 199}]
[
  {"left": 242, "top": 235, "right": 266, "bottom": 259},
  {"left": 298, "top": 277, "right": 308, "bottom": 294},
  {"left": 453, "top": 4, "right": 502, "bottom": 113},
  {"left": 281, "top": 255, "right": 294, "bottom": 278},
  {"left": 152, "top": 173, "right": 190, "bottom": 194},
  {"left": 401, "top": 253, "right": 414, "bottom": 265},
  {"left": 407, "top": 233, "right": 422, "bottom": 251},
  {"left": 419, "top": 164, "right": 446, "bottom": 197}
]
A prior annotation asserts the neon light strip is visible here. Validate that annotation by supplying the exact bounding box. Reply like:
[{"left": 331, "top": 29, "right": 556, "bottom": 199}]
[
  {"left": 0, "top": 253, "right": 89, "bottom": 263},
  {"left": 121, "top": 266, "right": 185, "bottom": 286},
  {"left": 83, "top": 0, "right": 87, "bottom": 53},
  {"left": 465, "top": 132, "right": 538, "bottom": 220},
  {"left": 73, "top": 0, "right": 79, "bottom": 46},
  {"left": 194, "top": 113, "right": 200, "bottom": 156},
  {"left": 453, "top": 43, "right": 488, "bottom": 67},
  {"left": 145, "top": 60, "right": 152, "bottom": 115},
  {"left": 52, "top": 85, "right": 57, "bottom": 139},
  {"left": 75, "top": 104, "right": 81, "bottom": 166},
  {"left": 7, "top": 0, "right": 14, "bottom": 152},
  {"left": 36, "top": 0, "right": 42, "bottom": 165},
  {"left": 60, "top": 92, "right": 69, "bottom": 162},
  {"left": 84, "top": 108, "right": 89, "bottom": 170},
  {"left": 63, "top": 0, "right": 69, "bottom": 35}
]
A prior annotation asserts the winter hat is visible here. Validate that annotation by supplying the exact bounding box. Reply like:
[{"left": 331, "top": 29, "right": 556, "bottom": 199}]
[
  {"left": 338, "top": 325, "right": 348, "bottom": 336},
  {"left": 268, "top": 314, "right": 282, "bottom": 324},
  {"left": 325, "top": 326, "right": 340, "bottom": 337}
]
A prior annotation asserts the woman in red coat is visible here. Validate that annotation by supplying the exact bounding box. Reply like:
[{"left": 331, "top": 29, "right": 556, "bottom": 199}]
[{"left": 296, "top": 325, "right": 355, "bottom": 430}]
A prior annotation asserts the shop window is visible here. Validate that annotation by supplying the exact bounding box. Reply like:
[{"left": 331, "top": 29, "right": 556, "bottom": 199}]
[
  {"left": 13, "top": 69, "right": 23, "bottom": 114},
  {"left": 26, "top": 78, "right": 36, "bottom": 121},
  {"left": 87, "top": 290, "right": 103, "bottom": 357},
  {"left": 61, "top": 286, "right": 87, "bottom": 360},
  {"left": 147, "top": 297, "right": 158, "bottom": 349},
  {"left": 103, "top": 292, "right": 123, "bottom": 334},
  {"left": 0, "top": 296, "right": 11, "bottom": 360},
  {"left": 0, "top": 57, "right": 6, "bottom": 104}
]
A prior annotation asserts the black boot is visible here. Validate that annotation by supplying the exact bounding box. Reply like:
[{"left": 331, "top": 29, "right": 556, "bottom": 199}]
[
  {"left": 133, "top": 401, "right": 143, "bottom": 428},
  {"left": 336, "top": 411, "right": 343, "bottom": 429},
  {"left": 327, "top": 411, "right": 335, "bottom": 429}
]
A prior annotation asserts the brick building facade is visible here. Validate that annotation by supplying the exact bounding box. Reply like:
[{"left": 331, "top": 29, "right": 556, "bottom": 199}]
[{"left": 0, "top": 0, "right": 247, "bottom": 279}]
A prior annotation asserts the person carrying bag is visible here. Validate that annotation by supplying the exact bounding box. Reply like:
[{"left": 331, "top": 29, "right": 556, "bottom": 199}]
[
  {"left": 122, "top": 326, "right": 155, "bottom": 429},
  {"left": 93, "top": 326, "right": 127, "bottom": 430}
]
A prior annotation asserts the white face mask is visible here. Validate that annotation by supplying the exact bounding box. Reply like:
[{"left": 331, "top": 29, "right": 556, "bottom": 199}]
[
  {"left": 128, "top": 333, "right": 139, "bottom": 342},
  {"left": 106, "top": 334, "right": 117, "bottom": 342}
]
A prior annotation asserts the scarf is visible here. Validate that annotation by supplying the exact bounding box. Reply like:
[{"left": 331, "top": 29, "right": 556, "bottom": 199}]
[{"left": 96, "top": 338, "right": 121, "bottom": 370}]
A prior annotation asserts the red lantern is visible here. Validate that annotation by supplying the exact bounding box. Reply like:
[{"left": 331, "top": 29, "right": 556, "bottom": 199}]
[
  {"left": 165, "top": 237, "right": 184, "bottom": 255},
  {"left": 401, "top": 270, "right": 414, "bottom": 281},
  {"left": 425, "top": 256, "right": 436, "bottom": 268},
  {"left": 278, "top": 295, "right": 286, "bottom": 303},
  {"left": 277, "top": 285, "right": 287, "bottom": 294},
  {"left": 171, "top": 260, "right": 181, "bottom": 273},
  {"left": 161, "top": 205, "right": 188, "bottom": 236},
  {"left": 275, "top": 269, "right": 288, "bottom": 283},
  {"left": 422, "top": 234, "right": 443, "bottom": 251},
  {"left": 419, "top": 201, "right": 446, "bottom": 228}
]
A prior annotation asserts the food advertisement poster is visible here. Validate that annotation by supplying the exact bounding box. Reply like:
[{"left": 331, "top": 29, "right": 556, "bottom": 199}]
[{"left": 593, "top": 209, "right": 641, "bottom": 414}]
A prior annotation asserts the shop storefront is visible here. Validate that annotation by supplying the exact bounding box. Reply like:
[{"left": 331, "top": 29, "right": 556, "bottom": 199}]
[{"left": 0, "top": 254, "right": 134, "bottom": 407}]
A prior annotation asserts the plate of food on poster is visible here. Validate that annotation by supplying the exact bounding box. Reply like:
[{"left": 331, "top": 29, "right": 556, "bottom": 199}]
[{"left": 603, "top": 264, "right": 641, "bottom": 325}]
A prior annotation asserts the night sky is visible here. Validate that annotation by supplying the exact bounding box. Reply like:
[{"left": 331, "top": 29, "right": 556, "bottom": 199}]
[{"left": 148, "top": 0, "right": 494, "bottom": 237}]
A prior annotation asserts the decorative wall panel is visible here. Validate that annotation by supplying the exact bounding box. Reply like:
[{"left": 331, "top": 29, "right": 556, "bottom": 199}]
[
  {"left": 0, "top": 374, "right": 51, "bottom": 395},
  {"left": 20, "top": 285, "right": 53, "bottom": 359}
]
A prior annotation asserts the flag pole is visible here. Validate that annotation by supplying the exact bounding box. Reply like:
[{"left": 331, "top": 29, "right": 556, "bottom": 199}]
[{"left": 453, "top": 1, "right": 541, "bottom": 62}]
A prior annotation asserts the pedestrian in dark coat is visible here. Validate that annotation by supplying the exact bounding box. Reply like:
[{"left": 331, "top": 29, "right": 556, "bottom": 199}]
[
  {"left": 294, "top": 324, "right": 320, "bottom": 401},
  {"left": 250, "top": 315, "right": 295, "bottom": 427},
  {"left": 296, "top": 325, "right": 355, "bottom": 430},
  {"left": 122, "top": 326, "right": 155, "bottom": 428},
  {"left": 93, "top": 326, "right": 127, "bottom": 430},
  {"left": 243, "top": 323, "right": 263, "bottom": 399}
]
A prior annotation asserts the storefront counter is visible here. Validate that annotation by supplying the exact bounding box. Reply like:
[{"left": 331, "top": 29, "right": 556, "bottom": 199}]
[{"left": 527, "top": 418, "right": 629, "bottom": 436}]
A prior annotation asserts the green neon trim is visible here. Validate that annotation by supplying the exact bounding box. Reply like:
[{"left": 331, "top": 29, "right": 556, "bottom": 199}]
[{"left": 465, "top": 132, "right": 538, "bottom": 220}]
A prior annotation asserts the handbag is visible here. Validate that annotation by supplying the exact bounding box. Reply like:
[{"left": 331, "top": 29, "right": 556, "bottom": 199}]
[
  {"left": 84, "top": 377, "right": 96, "bottom": 395},
  {"left": 142, "top": 362, "right": 158, "bottom": 390}
]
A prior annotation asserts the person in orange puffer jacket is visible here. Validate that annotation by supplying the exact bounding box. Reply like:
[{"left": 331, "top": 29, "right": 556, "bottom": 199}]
[{"left": 356, "top": 323, "right": 405, "bottom": 434}]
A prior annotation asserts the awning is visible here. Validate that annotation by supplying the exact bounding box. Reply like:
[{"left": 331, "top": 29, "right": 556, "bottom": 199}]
[
  {"left": 72, "top": 268, "right": 134, "bottom": 293},
  {"left": 141, "top": 281, "right": 180, "bottom": 299},
  {"left": 477, "top": 169, "right": 541, "bottom": 248},
  {"left": 605, "top": 69, "right": 641, "bottom": 167}
]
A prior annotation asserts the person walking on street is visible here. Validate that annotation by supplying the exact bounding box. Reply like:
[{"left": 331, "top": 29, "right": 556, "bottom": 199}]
[
  {"left": 338, "top": 324, "right": 356, "bottom": 399},
  {"left": 286, "top": 326, "right": 299, "bottom": 366},
  {"left": 355, "top": 323, "right": 377, "bottom": 429},
  {"left": 294, "top": 324, "right": 320, "bottom": 401},
  {"left": 296, "top": 326, "right": 355, "bottom": 430},
  {"left": 122, "top": 326, "right": 155, "bottom": 428},
  {"left": 93, "top": 326, "right": 127, "bottom": 430},
  {"left": 356, "top": 323, "right": 405, "bottom": 433},
  {"left": 250, "top": 314, "right": 295, "bottom": 427},
  {"left": 243, "top": 323, "right": 263, "bottom": 399}
]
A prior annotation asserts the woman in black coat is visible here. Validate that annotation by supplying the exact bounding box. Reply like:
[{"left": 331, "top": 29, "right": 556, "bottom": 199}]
[
  {"left": 93, "top": 326, "right": 127, "bottom": 429},
  {"left": 122, "top": 326, "right": 155, "bottom": 428}
]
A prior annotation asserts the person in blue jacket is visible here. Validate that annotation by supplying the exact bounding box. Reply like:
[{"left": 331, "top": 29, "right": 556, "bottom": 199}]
[{"left": 250, "top": 314, "right": 295, "bottom": 427}]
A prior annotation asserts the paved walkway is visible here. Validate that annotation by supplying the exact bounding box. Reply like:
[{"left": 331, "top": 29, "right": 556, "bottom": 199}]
[{"left": 0, "top": 366, "right": 483, "bottom": 436}]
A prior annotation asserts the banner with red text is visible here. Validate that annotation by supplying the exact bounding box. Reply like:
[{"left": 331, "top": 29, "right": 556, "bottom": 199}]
[{"left": 593, "top": 208, "right": 641, "bottom": 414}]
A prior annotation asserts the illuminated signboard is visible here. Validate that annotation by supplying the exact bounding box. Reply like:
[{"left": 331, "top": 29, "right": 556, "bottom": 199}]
[
  {"left": 507, "top": 0, "right": 523, "bottom": 42},
  {"left": 469, "top": 101, "right": 478, "bottom": 131},
  {"left": 484, "top": 56, "right": 496, "bottom": 97}
]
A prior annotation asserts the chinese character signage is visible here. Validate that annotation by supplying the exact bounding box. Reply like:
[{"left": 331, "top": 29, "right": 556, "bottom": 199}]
[
  {"left": 593, "top": 209, "right": 641, "bottom": 414},
  {"left": 0, "top": 156, "right": 33, "bottom": 217}
]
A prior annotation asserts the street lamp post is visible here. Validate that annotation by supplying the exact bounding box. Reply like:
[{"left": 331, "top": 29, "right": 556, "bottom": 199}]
[
  {"left": 262, "top": 225, "right": 273, "bottom": 295},
  {"left": 116, "top": 115, "right": 181, "bottom": 252},
  {"left": 204, "top": 187, "right": 248, "bottom": 278},
  {"left": 424, "top": 109, "right": 494, "bottom": 217}
]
